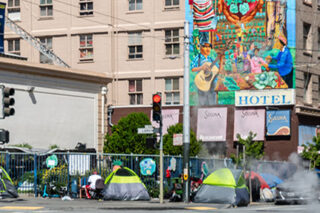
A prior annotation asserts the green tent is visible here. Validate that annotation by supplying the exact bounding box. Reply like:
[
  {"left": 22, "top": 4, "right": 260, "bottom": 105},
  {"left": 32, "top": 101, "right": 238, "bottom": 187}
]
[
  {"left": 102, "top": 167, "right": 150, "bottom": 201},
  {"left": 193, "top": 168, "right": 249, "bottom": 206},
  {"left": 0, "top": 166, "right": 18, "bottom": 198}
]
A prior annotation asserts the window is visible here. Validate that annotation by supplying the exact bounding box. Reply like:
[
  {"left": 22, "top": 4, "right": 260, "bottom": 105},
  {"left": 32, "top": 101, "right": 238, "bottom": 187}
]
[
  {"left": 318, "top": 76, "right": 320, "bottom": 101},
  {"left": 40, "top": 0, "right": 53, "bottom": 17},
  {"left": 7, "top": 39, "right": 20, "bottom": 55},
  {"left": 79, "top": 34, "right": 93, "bottom": 61},
  {"left": 7, "top": 0, "right": 20, "bottom": 21},
  {"left": 80, "top": 0, "right": 93, "bottom": 16},
  {"left": 318, "top": 0, "right": 320, "bottom": 9},
  {"left": 129, "top": 80, "right": 143, "bottom": 105},
  {"left": 165, "top": 0, "right": 179, "bottom": 8},
  {"left": 303, "top": 0, "right": 312, "bottom": 6},
  {"left": 129, "top": 0, "right": 142, "bottom": 11},
  {"left": 165, "top": 29, "right": 179, "bottom": 56},
  {"left": 128, "top": 32, "right": 143, "bottom": 59},
  {"left": 304, "top": 72, "right": 312, "bottom": 104},
  {"left": 318, "top": 28, "right": 320, "bottom": 52},
  {"left": 165, "top": 78, "right": 180, "bottom": 105},
  {"left": 39, "top": 37, "right": 53, "bottom": 64},
  {"left": 303, "top": 22, "right": 312, "bottom": 54}
]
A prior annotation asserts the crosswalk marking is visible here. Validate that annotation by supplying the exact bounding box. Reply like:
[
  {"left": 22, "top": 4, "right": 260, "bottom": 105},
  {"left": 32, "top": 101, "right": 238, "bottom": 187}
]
[
  {"left": 185, "top": 206, "right": 217, "bottom": 210},
  {"left": 0, "top": 206, "right": 44, "bottom": 210}
]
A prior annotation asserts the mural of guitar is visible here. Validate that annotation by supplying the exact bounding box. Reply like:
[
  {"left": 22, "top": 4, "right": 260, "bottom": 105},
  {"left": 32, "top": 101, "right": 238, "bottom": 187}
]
[{"left": 194, "top": 57, "right": 220, "bottom": 92}]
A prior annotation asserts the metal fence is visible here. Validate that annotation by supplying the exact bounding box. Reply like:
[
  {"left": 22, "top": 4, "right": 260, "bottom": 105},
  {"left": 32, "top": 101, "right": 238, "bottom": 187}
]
[{"left": 0, "top": 151, "right": 297, "bottom": 198}]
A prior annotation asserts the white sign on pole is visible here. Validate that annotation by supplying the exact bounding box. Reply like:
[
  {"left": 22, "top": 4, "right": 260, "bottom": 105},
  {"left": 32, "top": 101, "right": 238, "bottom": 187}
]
[
  {"left": 173, "top": 133, "right": 183, "bottom": 146},
  {"left": 138, "top": 128, "right": 154, "bottom": 134},
  {"left": 144, "top": 125, "right": 153, "bottom": 129}
]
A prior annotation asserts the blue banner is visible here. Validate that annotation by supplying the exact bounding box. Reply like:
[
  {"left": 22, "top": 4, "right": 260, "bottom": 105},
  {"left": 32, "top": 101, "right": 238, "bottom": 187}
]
[
  {"left": 0, "top": 2, "right": 6, "bottom": 53},
  {"left": 266, "top": 110, "right": 290, "bottom": 136}
]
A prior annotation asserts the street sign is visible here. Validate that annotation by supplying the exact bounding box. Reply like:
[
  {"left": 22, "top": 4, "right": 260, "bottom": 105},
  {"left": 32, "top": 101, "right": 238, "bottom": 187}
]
[
  {"left": 144, "top": 125, "right": 153, "bottom": 129},
  {"left": 173, "top": 133, "right": 183, "bottom": 146},
  {"left": 138, "top": 128, "right": 154, "bottom": 134}
]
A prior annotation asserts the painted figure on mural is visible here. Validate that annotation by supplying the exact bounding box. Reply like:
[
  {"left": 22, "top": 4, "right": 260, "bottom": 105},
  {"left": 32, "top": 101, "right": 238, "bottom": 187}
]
[
  {"left": 247, "top": 48, "right": 268, "bottom": 74},
  {"left": 191, "top": 33, "right": 219, "bottom": 106},
  {"left": 265, "top": 35, "right": 293, "bottom": 88}
]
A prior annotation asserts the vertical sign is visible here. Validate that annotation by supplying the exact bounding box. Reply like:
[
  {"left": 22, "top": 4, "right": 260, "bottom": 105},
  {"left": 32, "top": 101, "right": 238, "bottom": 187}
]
[
  {"left": 197, "top": 107, "right": 227, "bottom": 142},
  {"left": 266, "top": 110, "right": 291, "bottom": 136},
  {"left": 234, "top": 109, "right": 265, "bottom": 141},
  {"left": 0, "top": 2, "right": 6, "bottom": 53}
]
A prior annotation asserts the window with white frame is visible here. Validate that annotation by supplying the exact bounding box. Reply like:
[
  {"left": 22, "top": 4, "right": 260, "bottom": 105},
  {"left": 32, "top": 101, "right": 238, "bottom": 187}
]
[
  {"left": 129, "top": 0, "right": 142, "bottom": 11},
  {"left": 165, "top": 0, "right": 179, "bottom": 8},
  {"left": 7, "top": 39, "right": 20, "bottom": 55},
  {"left": 39, "top": 37, "right": 53, "bottom": 64},
  {"left": 7, "top": 0, "right": 20, "bottom": 21},
  {"left": 80, "top": 0, "right": 93, "bottom": 16},
  {"left": 129, "top": 79, "right": 143, "bottom": 105},
  {"left": 165, "top": 78, "right": 180, "bottom": 105},
  {"left": 165, "top": 29, "right": 179, "bottom": 56},
  {"left": 79, "top": 34, "right": 93, "bottom": 61},
  {"left": 303, "top": 22, "right": 312, "bottom": 54},
  {"left": 40, "top": 0, "right": 53, "bottom": 17},
  {"left": 128, "top": 32, "right": 143, "bottom": 59}
]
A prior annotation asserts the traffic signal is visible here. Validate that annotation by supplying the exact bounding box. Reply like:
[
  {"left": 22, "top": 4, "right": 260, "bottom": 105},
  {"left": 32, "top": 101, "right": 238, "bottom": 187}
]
[
  {"left": 152, "top": 93, "right": 162, "bottom": 122},
  {"left": 1, "top": 86, "right": 15, "bottom": 118},
  {"left": 146, "top": 137, "right": 157, "bottom": 149},
  {"left": 0, "top": 129, "right": 9, "bottom": 143}
]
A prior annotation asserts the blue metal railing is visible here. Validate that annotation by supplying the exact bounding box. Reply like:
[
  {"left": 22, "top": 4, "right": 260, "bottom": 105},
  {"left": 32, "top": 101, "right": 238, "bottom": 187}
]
[{"left": 0, "top": 151, "right": 296, "bottom": 198}]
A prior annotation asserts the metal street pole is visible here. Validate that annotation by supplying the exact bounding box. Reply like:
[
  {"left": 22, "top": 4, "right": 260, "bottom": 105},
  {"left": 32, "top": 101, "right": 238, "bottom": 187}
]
[
  {"left": 183, "top": 21, "right": 190, "bottom": 203},
  {"left": 159, "top": 117, "right": 164, "bottom": 204}
]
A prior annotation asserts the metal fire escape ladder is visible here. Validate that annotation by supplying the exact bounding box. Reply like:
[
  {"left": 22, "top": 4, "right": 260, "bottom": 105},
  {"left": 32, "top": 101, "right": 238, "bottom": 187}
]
[{"left": 5, "top": 17, "right": 70, "bottom": 68}]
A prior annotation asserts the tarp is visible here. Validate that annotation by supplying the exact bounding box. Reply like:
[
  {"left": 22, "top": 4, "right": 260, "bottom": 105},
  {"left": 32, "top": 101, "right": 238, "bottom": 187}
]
[
  {"left": 193, "top": 168, "right": 249, "bottom": 206},
  {"left": 260, "top": 173, "right": 283, "bottom": 188},
  {"left": 0, "top": 166, "right": 18, "bottom": 198},
  {"left": 102, "top": 167, "right": 150, "bottom": 201},
  {"left": 245, "top": 171, "right": 270, "bottom": 189}
]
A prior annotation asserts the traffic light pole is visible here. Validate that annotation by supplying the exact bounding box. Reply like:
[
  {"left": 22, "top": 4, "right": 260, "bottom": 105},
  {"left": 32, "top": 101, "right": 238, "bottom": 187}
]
[
  {"left": 183, "top": 21, "right": 190, "bottom": 203},
  {"left": 159, "top": 117, "right": 164, "bottom": 204}
]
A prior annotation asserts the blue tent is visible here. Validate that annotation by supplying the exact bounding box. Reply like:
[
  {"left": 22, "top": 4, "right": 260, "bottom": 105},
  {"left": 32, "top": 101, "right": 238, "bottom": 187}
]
[{"left": 260, "top": 173, "right": 283, "bottom": 188}]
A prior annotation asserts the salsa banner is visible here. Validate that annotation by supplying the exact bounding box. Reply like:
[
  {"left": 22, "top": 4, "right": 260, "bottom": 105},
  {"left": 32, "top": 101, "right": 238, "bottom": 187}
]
[
  {"left": 266, "top": 110, "right": 290, "bottom": 136},
  {"left": 151, "top": 109, "right": 179, "bottom": 134},
  {"left": 234, "top": 108, "right": 265, "bottom": 140},
  {"left": 197, "top": 107, "right": 227, "bottom": 142},
  {"left": 186, "top": 0, "right": 296, "bottom": 106}
]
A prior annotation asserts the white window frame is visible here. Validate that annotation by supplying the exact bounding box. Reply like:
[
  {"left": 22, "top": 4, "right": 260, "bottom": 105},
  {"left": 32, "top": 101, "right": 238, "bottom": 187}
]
[
  {"left": 129, "top": 0, "right": 143, "bottom": 11},
  {"left": 40, "top": 0, "right": 53, "bottom": 17},
  {"left": 39, "top": 37, "right": 53, "bottom": 64},
  {"left": 80, "top": 0, "right": 93, "bottom": 16},
  {"left": 7, "top": 39, "right": 20, "bottom": 55},
  {"left": 7, "top": 0, "right": 20, "bottom": 21},
  {"left": 165, "top": 29, "right": 180, "bottom": 56},
  {"left": 165, "top": 78, "right": 180, "bottom": 105},
  {"left": 128, "top": 32, "right": 143, "bottom": 59},
  {"left": 164, "top": 0, "right": 179, "bottom": 9},
  {"left": 79, "top": 34, "right": 93, "bottom": 61},
  {"left": 128, "top": 79, "right": 143, "bottom": 105}
]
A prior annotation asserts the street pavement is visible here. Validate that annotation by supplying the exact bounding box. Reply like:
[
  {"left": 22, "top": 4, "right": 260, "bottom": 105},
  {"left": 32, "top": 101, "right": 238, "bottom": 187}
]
[{"left": 1, "top": 195, "right": 319, "bottom": 212}]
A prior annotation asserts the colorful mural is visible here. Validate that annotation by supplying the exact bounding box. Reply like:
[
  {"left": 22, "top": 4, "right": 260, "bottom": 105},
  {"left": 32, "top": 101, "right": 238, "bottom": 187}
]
[{"left": 186, "top": 0, "right": 296, "bottom": 106}]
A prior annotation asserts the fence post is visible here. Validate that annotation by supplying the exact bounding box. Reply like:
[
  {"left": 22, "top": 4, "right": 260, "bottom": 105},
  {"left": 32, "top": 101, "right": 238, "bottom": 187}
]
[
  {"left": 98, "top": 154, "right": 101, "bottom": 175},
  {"left": 34, "top": 154, "right": 38, "bottom": 197},
  {"left": 5, "top": 151, "right": 9, "bottom": 173},
  {"left": 67, "top": 152, "right": 70, "bottom": 194}
]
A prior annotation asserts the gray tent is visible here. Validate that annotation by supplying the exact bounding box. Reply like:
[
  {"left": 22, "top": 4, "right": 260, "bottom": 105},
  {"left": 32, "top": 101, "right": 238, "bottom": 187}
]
[
  {"left": 193, "top": 168, "right": 249, "bottom": 206},
  {"left": 102, "top": 167, "right": 150, "bottom": 201}
]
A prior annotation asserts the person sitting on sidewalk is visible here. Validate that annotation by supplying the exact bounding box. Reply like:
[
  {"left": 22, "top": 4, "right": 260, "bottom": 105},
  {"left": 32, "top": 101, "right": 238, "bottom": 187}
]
[{"left": 85, "top": 171, "right": 102, "bottom": 199}]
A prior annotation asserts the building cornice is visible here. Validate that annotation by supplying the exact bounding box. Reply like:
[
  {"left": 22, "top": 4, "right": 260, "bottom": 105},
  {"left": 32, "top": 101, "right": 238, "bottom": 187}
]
[
  {"left": 295, "top": 104, "right": 320, "bottom": 117},
  {"left": 0, "top": 57, "right": 112, "bottom": 85}
]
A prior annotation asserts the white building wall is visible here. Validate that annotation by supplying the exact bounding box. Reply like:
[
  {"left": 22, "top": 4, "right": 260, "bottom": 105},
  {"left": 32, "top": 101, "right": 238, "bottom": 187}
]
[{"left": 0, "top": 70, "right": 99, "bottom": 150}]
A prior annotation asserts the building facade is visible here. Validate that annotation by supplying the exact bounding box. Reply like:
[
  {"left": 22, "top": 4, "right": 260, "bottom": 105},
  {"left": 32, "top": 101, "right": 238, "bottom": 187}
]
[{"left": 2, "top": 0, "right": 320, "bottom": 159}]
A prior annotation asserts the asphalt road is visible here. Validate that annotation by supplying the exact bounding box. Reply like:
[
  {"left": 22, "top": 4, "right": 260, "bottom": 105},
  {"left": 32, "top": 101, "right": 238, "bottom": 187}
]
[{"left": 0, "top": 196, "right": 319, "bottom": 213}]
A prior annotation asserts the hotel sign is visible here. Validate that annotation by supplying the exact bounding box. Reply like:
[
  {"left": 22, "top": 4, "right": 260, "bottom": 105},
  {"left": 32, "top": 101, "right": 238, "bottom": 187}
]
[{"left": 235, "top": 89, "right": 295, "bottom": 107}]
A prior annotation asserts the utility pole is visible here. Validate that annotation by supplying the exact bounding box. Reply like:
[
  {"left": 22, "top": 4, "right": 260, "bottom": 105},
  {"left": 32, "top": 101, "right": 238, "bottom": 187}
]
[{"left": 183, "top": 21, "right": 190, "bottom": 203}]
